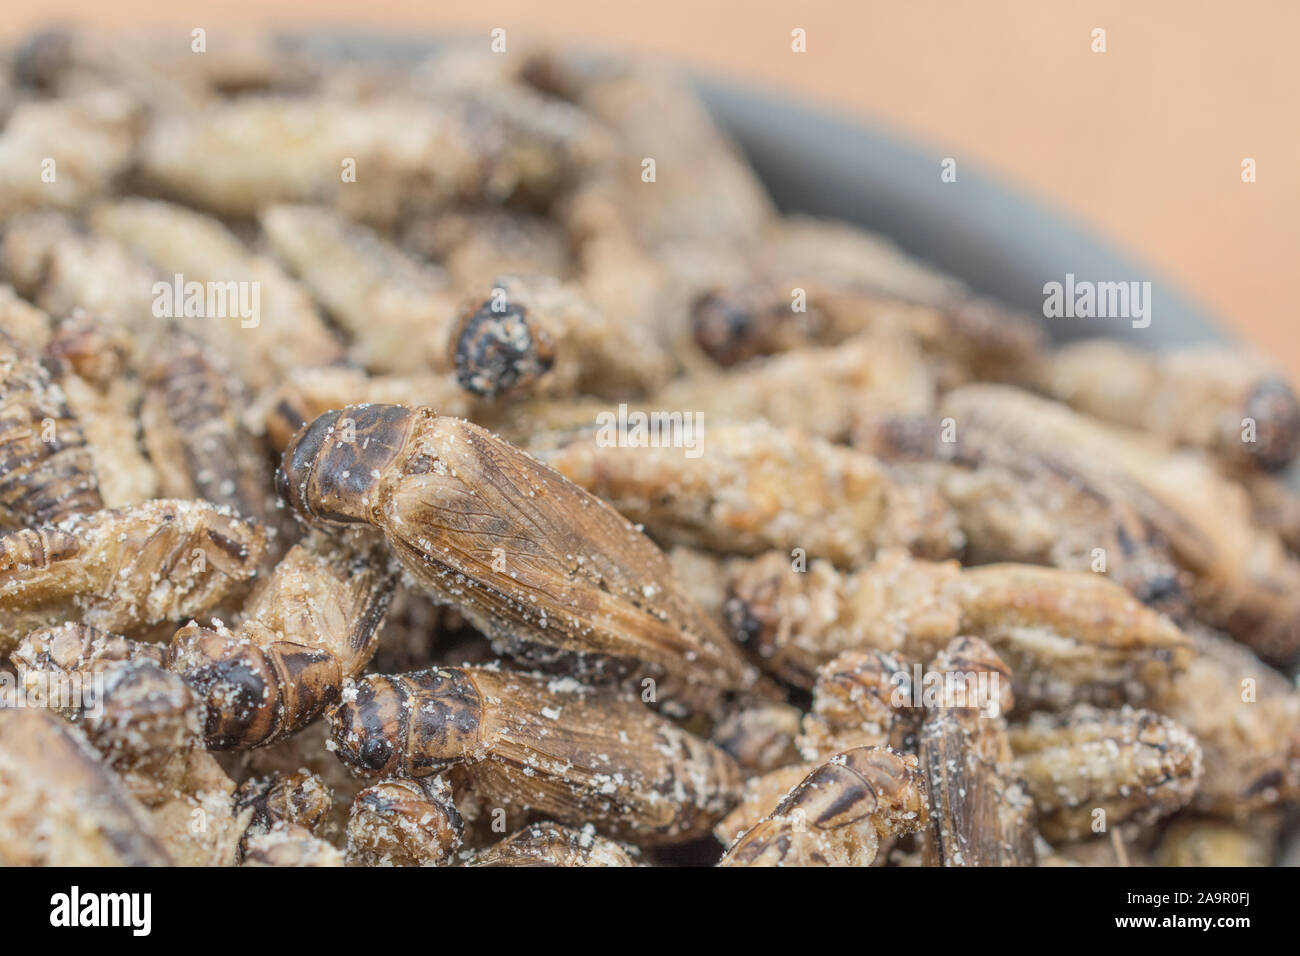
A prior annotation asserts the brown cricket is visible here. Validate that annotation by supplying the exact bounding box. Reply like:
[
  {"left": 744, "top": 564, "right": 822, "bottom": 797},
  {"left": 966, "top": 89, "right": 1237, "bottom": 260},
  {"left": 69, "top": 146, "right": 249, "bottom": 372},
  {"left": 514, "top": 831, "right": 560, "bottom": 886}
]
[
  {"left": 327, "top": 665, "right": 742, "bottom": 846},
  {"left": 277, "top": 404, "right": 761, "bottom": 699},
  {"left": 0, "top": 328, "right": 102, "bottom": 527},
  {"left": 718, "top": 746, "right": 929, "bottom": 867}
]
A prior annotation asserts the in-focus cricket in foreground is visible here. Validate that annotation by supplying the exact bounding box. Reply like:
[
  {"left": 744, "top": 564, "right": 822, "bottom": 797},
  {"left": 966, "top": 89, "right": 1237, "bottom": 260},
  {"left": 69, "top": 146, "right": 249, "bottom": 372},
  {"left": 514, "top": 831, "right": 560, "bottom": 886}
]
[{"left": 1, "top": 26, "right": 1298, "bottom": 868}]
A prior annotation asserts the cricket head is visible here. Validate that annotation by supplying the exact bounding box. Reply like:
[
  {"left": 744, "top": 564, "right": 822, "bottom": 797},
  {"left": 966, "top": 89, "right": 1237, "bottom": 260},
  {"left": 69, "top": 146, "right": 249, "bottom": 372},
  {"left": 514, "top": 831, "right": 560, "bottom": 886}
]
[{"left": 277, "top": 404, "right": 416, "bottom": 527}]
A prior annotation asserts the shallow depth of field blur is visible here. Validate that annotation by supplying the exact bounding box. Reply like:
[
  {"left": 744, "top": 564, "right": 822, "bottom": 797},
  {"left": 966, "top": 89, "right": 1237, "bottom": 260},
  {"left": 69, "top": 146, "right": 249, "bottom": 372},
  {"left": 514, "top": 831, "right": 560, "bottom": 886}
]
[{"left": 2, "top": 0, "right": 1296, "bottom": 372}]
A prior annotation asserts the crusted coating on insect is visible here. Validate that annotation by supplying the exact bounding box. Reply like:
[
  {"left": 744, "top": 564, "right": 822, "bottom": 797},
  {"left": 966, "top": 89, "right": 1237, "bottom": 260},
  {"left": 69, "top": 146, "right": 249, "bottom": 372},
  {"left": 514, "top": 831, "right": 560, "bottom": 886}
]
[
  {"left": 919, "top": 637, "right": 1037, "bottom": 866},
  {"left": 242, "top": 822, "right": 344, "bottom": 867},
  {"left": 797, "top": 649, "right": 921, "bottom": 760},
  {"left": 0, "top": 329, "right": 102, "bottom": 527},
  {"left": 140, "top": 329, "right": 279, "bottom": 526},
  {"left": 464, "top": 821, "right": 639, "bottom": 867},
  {"left": 718, "top": 747, "right": 929, "bottom": 867},
  {"left": 170, "top": 537, "right": 395, "bottom": 749},
  {"left": 0, "top": 498, "right": 266, "bottom": 653},
  {"left": 532, "top": 419, "right": 960, "bottom": 568},
  {"left": 0, "top": 706, "right": 172, "bottom": 865},
  {"left": 346, "top": 776, "right": 463, "bottom": 867},
  {"left": 724, "top": 548, "right": 1191, "bottom": 708},
  {"left": 235, "top": 770, "right": 334, "bottom": 856},
  {"left": 80, "top": 661, "right": 205, "bottom": 805},
  {"left": 1009, "top": 705, "right": 1202, "bottom": 842},
  {"left": 328, "top": 665, "right": 741, "bottom": 846},
  {"left": 9, "top": 622, "right": 166, "bottom": 715}
]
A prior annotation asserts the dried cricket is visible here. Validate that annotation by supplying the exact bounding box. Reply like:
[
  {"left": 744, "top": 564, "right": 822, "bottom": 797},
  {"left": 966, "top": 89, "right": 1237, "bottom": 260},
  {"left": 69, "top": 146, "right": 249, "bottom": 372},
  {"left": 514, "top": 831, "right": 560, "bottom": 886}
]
[
  {"left": 499, "top": 334, "right": 937, "bottom": 446},
  {"left": 796, "top": 649, "right": 920, "bottom": 759},
  {"left": 223, "top": 718, "right": 367, "bottom": 839},
  {"left": 170, "top": 535, "right": 395, "bottom": 749},
  {"left": 1153, "top": 628, "right": 1300, "bottom": 815},
  {"left": 140, "top": 329, "right": 280, "bottom": 529},
  {"left": 430, "top": 74, "right": 618, "bottom": 210},
  {"left": 862, "top": 408, "right": 1185, "bottom": 612},
  {"left": 1031, "top": 339, "right": 1300, "bottom": 472},
  {"left": 452, "top": 274, "right": 672, "bottom": 399},
  {"left": 345, "top": 776, "right": 463, "bottom": 867},
  {"left": 724, "top": 548, "right": 1191, "bottom": 707},
  {"left": 328, "top": 665, "right": 741, "bottom": 846},
  {"left": 464, "top": 821, "right": 639, "bottom": 867},
  {"left": 692, "top": 278, "right": 1041, "bottom": 385},
  {"left": 0, "top": 211, "right": 161, "bottom": 340},
  {"left": 919, "top": 637, "right": 1037, "bottom": 866},
  {"left": 7, "top": 648, "right": 256, "bottom": 865},
  {"left": 79, "top": 660, "right": 205, "bottom": 804},
  {"left": 243, "top": 823, "right": 343, "bottom": 867},
  {"left": 10, "top": 622, "right": 166, "bottom": 716},
  {"left": 3, "top": 26, "right": 1298, "bottom": 868},
  {"left": 1008, "top": 705, "right": 1202, "bottom": 842},
  {"left": 715, "top": 650, "right": 920, "bottom": 847},
  {"left": 278, "top": 405, "right": 760, "bottom": 697},
  {"left": 0, "top": 498, "right": 266, "bottom": 653},
  {"left": 718, "top": 747, "right": 929, "bottom": 867},
  {"left": 531, "top": 419, "right": 960, "bottom": 568},
  {"left": 0, "top": 328, "right": 102, "bottom": 527},
  {"left": 869, "top": 384, "right": 1300, "bottom": 662},
  {"left": 235, "top": 770, "right": 334, "bottom": 856},
  {"left": 711, "top": 701, "right": 804, "bottom": 774},
  {"left": 42, "top": 311, "right": 159, "bottom": 508},
  {"left": 261, "top": 204, "right": 462, "bottom": 376},
  {"left": 0, "top": 91, "right": 137, "bottom": 219},
  {"left": 134, "top": 95, "right": 493, "bottom": 224},
  {"left": 0, "top": 706, "right": 172, "bottom": 865},
  {"left": 89, "top": 198, "right": 343, "bottom": 391}
]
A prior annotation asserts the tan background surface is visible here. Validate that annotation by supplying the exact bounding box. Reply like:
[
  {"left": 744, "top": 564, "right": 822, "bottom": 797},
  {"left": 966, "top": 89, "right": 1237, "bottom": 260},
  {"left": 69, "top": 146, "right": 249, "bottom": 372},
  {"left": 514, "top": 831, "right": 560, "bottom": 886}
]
[{"left": 4, "top": 1, "right": 1296, "bottom": 370}]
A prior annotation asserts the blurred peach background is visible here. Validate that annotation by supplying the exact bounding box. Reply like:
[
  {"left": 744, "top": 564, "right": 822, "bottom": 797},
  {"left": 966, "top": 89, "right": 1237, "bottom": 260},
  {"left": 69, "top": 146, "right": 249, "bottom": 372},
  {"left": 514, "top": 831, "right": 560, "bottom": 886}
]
[{"left": 5, "top": 0, "right": 1297, "bottom": 371}]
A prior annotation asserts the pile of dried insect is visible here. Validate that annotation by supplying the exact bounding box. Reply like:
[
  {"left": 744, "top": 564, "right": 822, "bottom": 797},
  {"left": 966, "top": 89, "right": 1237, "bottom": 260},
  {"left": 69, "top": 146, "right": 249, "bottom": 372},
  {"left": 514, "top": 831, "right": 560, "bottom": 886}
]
[{"left": 1, "top": 28, "right": 1299, "bottom": 867}]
